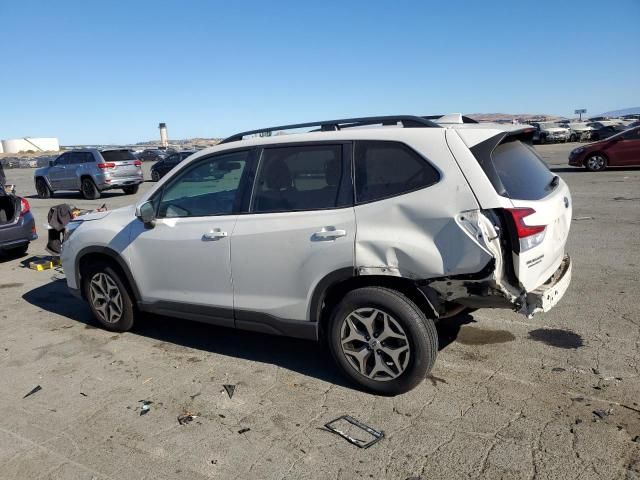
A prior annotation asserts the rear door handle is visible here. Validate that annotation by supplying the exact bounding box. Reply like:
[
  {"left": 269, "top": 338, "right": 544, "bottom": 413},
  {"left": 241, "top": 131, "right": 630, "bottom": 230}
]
[
  {"left": 312, "top": 228, "right": 347, "bottom": 241},
  {"left": 202, "top": 229, "right": 228, "bottom": 241}
]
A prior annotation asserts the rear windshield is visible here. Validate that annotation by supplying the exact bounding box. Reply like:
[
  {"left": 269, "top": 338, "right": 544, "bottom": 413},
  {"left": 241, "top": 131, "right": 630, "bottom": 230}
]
[
  {"left": 489, "top": 140, "right": 555, "bottom": 200},
  {"left": 101, "top": 150, "right": 136, "bottom": 162}
]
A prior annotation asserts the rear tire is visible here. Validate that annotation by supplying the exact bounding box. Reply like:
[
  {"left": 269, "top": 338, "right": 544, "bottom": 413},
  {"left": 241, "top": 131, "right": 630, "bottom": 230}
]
[
  {"left": 122, "top": 185, "right": 139, "bottom": 195},
  {"left": 585, "top": 154, "right": 607, "bottom": 172},
  {"left": 82, "top": 261, "right": 135, "bottom": 332},
  {"left": 328, "top": 287, "right": 438, "bottom": 395},
  {"left": 81, "top": 178, "right": 100, "bottom": 200},
  {"left": 35, "top": 178, "right": 52, "bottom": 199}
]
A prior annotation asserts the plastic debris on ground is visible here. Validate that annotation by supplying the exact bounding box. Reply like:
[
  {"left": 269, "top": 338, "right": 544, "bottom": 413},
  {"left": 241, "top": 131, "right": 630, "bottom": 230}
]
[
  {"left": 324, "top": 415, "right": 384, "bottom": 448},
  {"left": 139, "top": 400, "right": 153, "bottom": 415},
  {"left": 23, "top": 385, "right": 42, "bottom": 399},
  {"left": 178, "top": 412, "right": 198, "bottom": 425},
  {"left": 238, "top": 428, "right": 251, "bottom": 434},
  {"left": 223, "top": 384, "right": 236, "bottom": 399},
  {"left": 29, "top": 256, "right": 61, "bottom": 271}
]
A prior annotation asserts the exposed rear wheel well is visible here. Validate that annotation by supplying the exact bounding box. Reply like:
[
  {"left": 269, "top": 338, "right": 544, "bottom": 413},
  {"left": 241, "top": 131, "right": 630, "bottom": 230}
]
[{"left": 317, "top": 275, "right": 438, "bottom": 342}]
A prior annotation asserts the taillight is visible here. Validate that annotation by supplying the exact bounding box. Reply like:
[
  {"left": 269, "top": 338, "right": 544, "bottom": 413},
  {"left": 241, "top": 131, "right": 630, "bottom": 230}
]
[
  {"left": 97, "top": 162, "right": 116, "bottom": 169},
  {"left": 506, "top": 208, "right": 546, "bottom": 252},
  {"left": 20, "top": 198, "right": 30, "bottom": 216},
  {"left": 134, "top": 160, "right": 142, "bottom": 167}
]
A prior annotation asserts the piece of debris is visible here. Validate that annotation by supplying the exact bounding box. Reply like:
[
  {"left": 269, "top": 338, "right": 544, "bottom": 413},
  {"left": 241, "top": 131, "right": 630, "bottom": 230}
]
[
  {"left": 80, "top": 392, "right": 88, "bottom": 397},
  {"left": 238, "top": 427, "right": 251, "bottom": 434},
  {"left": 139, "top": 400, "right": 153, "bottom": 415},
  {"left": 218, "top": 414, "right": 226, "bottom": 418},
  {"left": 633, "top": 436, "right": 640, "bottom": 443},
  {"left": 324, "top": 415, "right": 385, "bottom": 449},
  {"left": 190, "top": 392, "right": 201, "bottom": 401},
  {"left": 178, "top": 412, "right": 198, "bottom": 425},
  {"left": 573, "top": 216, "right": 594, "bottom": 221},
  {"left": 223, "top": 384, "right": 236, "bottom": 399},
  {"left": 23, "top": 385, "right": 42, "bottom": 399},
  {"left": 593, "top": 409, "right": 610, "bottom": 420},
  {"left": 551, "top": 367, "right": 566, "bottom": 372},
  {"left": 592, "top": 367, "right": 600, "bottom": 375},
  {"left": 211, "top": 460, "right": 217, "bottom": 465},
  {"left": 575, "top": 419, "right": 583, "bottom": 425}
]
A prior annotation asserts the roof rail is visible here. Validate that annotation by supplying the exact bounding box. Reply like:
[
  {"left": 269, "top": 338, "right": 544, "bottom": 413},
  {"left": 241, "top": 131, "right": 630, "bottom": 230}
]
[{"left": 220, "top": 115, "right": 440, "bottom": 144}]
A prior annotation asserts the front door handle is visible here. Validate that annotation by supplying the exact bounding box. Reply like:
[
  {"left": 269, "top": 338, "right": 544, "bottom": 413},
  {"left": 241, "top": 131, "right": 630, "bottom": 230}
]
[
  {"left": 202, "top": 229, "right": 228, "bottom": 241},
  {"left": 312, "top": 228, "right": 347, "bottom": 241}
]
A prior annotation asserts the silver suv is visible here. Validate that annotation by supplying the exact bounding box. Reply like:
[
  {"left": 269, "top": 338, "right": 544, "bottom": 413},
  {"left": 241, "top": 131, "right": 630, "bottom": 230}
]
[
  {"left": 34, "top": 149, "right": 143, "bottom": 199},
  {"left": 60, "top": 116, "right": 572, "bottom": 395}
]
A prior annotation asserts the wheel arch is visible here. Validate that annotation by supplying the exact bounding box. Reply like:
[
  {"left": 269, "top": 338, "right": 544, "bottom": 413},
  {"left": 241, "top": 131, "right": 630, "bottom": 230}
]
[
  {"left": 311, "top": 270, "right": 439, "bottom": 342},
  {"left": 34, "top": 175, "right": 54, "bottom": 191},
  {"left": 75, "top": 247, "right": 141, "bottom": 302}
]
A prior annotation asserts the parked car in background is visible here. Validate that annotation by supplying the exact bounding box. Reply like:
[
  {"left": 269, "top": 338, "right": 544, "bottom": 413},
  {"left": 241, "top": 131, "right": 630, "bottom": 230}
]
[
  {"left": 61, "top": 115, "right": 572, "bottom": 394},
  {"left": 585, "top": 122, "right": 625, "bottom": 141},
  {"left": 150, "top": 150, "right": 196, "bottom": 181},
  {"left": 564, "top": 122, "right": 594, "bottom": 142},
  {"left": 34, "top": 149, "right": 143, "bottom": 199},
  {"left": 531, "top": 122, "right": 570, "bottom": 143},
  {"left": 569, "top": 126, "right": 640, "bottom": 171},
  {"left": 137, "top": 149, "right": 172, "bottom": 162},
  {"left": 1, "top": 164, "right": 37, "bottom": 256}
]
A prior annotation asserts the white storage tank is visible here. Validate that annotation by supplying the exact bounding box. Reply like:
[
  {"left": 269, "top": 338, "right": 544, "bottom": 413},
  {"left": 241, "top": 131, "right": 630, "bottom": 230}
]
[{"left": 1, "top": 137, "right": 60, "bottom": 153}]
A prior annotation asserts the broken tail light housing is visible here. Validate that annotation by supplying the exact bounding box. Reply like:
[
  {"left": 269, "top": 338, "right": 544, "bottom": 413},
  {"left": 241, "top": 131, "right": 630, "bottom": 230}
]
[
  {"left": 20, "top": 198, "right": 30, "bottom": 216},
  {"left": 506, "top": 208, "right": 546, "bottom": 252},
  {"left": 97, "top": 162, "right": 116, "bottom": 169}
]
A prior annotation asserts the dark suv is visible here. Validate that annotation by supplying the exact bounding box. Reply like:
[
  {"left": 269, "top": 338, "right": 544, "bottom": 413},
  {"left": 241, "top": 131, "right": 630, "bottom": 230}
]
[{"left": 150, "top": 151, "right": 196, "bottom": 181}]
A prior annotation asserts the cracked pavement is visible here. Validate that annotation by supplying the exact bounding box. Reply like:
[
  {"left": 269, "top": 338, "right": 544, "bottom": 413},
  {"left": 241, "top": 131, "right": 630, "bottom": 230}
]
[{"left": 0, "top": 144, "right": 639, "bottom": 479}]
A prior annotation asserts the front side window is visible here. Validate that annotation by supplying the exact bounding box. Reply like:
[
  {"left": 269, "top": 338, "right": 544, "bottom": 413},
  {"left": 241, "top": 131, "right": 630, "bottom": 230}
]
[
  {"left": 354, "top": 141, "right": 440, "bottom": 204},
  {"left": 252, "top": 144, "right": 349, "bottom": 213},
  {"left": 623, "top": 128, "right": 640, "bottom": 140},
  {"left": 157, "top": 150, "right": 249, "bottom": 218}
]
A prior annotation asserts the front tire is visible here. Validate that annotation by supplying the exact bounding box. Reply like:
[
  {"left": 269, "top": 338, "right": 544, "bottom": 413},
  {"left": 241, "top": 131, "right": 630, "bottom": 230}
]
[
  {"left": 35, "top": 178, "right": 52, "bottom": 198},
  {"left": 151, "top": 170, "right": 160, "bottom": 182},
  {"left": 328, "top": 287, "right": 438, "bottom": 395},
  {"left": 82, "top": 262, "right": 135, "bottom": 332},
  {"left": 585, "top": 154, "right": 607, "bottom": 172},
  {"left": 122, "top": 185, "right": 139, "bottom": 195},
  {"left": 81, "top": 178, "right": 101, "bottom": 200}
]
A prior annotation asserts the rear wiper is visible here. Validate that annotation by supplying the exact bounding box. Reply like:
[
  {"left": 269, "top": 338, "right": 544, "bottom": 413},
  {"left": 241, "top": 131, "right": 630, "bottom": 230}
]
[{"left": 547, "top": 175, "right": 560, "bottom": 191}]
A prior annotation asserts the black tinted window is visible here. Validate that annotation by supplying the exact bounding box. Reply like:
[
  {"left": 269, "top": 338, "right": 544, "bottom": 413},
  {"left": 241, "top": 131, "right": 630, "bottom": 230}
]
[
  {"left": 102, "top": 150, "right": 136, "bottom": 162},
  {"left": 354, "top": 141, "right": 439, "bottom": 204},
  {"left": 253, "top": 145, "right": 348, "bottom": 213},
  {"left": 490, "top": 140, "right": 555, "bottom": 200},
  {"left": 623, "top": 128, "right": 640, "bottom": 140},
  {"left": 157, "top": 150, "right": 249, "bottom": 218}
]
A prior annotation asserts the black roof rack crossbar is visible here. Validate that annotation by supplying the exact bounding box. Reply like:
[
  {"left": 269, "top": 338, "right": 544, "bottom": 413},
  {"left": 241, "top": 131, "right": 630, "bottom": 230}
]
[{"left": 220, "top": 115, "right": 440, "bottom": 144}]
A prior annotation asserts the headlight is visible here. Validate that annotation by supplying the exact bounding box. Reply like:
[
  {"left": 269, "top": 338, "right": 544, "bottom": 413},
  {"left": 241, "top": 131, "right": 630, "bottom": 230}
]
[
  {"left": 571, "top": 147, "right": 586, "bottom": 154},
  {"left": 64, "top": 221, "right": 83, "bottom": 241}
]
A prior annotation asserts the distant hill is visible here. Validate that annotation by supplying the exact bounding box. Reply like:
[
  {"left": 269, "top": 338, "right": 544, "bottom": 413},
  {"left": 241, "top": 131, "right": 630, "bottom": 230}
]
[
  {"left": 594, "top": 107, "right": 640, "bottom": 118},
  {"left": 467, "top": 113, "right": 565, "bottom": 122}
]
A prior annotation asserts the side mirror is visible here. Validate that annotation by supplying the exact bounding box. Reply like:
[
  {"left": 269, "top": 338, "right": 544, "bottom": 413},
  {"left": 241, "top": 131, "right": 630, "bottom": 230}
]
[
  {"left": 136, "top": 201, "right": 156, "bottom": 228},
  {"left": 49, "top": 160, "right": 55, "bottom": 167}
]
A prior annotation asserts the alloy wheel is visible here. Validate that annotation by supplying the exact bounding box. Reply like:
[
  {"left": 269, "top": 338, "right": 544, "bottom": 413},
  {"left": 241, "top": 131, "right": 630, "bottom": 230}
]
[
  {"left": 89, "top": 273, "right": 124, "bottom": 324},
  {"left": 587, "top": 155, "right": 606, "bottom": 171},
  {"left": 340, "top": 307, "right": 410, "bottom": 381}
]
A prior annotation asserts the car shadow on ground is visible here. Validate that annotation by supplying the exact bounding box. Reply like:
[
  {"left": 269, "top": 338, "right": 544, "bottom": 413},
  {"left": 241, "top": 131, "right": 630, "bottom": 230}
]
[{"left": 23, "top": 279, "right": 472, "bottom": 390}]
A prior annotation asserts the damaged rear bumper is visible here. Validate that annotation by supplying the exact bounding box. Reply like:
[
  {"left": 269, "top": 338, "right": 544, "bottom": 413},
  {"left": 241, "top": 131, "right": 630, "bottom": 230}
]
[{"left": 522, "top": 255, "right": 571, "bottom": 317}]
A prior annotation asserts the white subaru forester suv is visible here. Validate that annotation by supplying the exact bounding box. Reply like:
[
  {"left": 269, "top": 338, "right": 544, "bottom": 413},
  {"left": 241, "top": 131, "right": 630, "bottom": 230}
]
[{"left": 61, "top": 115, "right": 572, "bottom": 395}]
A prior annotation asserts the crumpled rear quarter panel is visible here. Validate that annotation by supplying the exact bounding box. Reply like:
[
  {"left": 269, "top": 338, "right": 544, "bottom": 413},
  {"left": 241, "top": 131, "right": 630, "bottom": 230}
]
[{"left": 354, "top": 134, "right": 492, "bottom": 280}]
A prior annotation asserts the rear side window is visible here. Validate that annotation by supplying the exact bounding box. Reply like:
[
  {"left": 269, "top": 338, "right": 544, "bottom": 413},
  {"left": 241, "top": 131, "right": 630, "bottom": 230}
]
[
  {"left": 354, "top": 141, "right": 439, "bottom": 204},
  {"left": 252, "top": 144, "right": 350, "bottom": 213},
  {"left": 489, "top": 140, "right": 555, "bottom": 200},
  {"left": 101, "top": 150, "right": 136, "bottom": 162}
]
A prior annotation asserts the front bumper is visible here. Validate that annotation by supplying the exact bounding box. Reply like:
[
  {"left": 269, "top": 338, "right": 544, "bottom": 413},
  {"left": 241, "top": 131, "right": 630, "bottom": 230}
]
[{"left": 523, "top": 255, "right": 571, "bottom": 317}]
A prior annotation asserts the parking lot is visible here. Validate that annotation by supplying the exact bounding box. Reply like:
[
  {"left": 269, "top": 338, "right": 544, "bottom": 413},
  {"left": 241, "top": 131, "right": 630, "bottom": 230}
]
[{"left": 1, "top": 143, "right": 639, "bottom": 479}]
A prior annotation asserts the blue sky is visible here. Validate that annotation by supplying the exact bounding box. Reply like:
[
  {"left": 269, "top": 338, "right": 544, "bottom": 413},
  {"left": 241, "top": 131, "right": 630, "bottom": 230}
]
[{"left": 0, "top": 0, "right": 638, "bottom": 144}]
